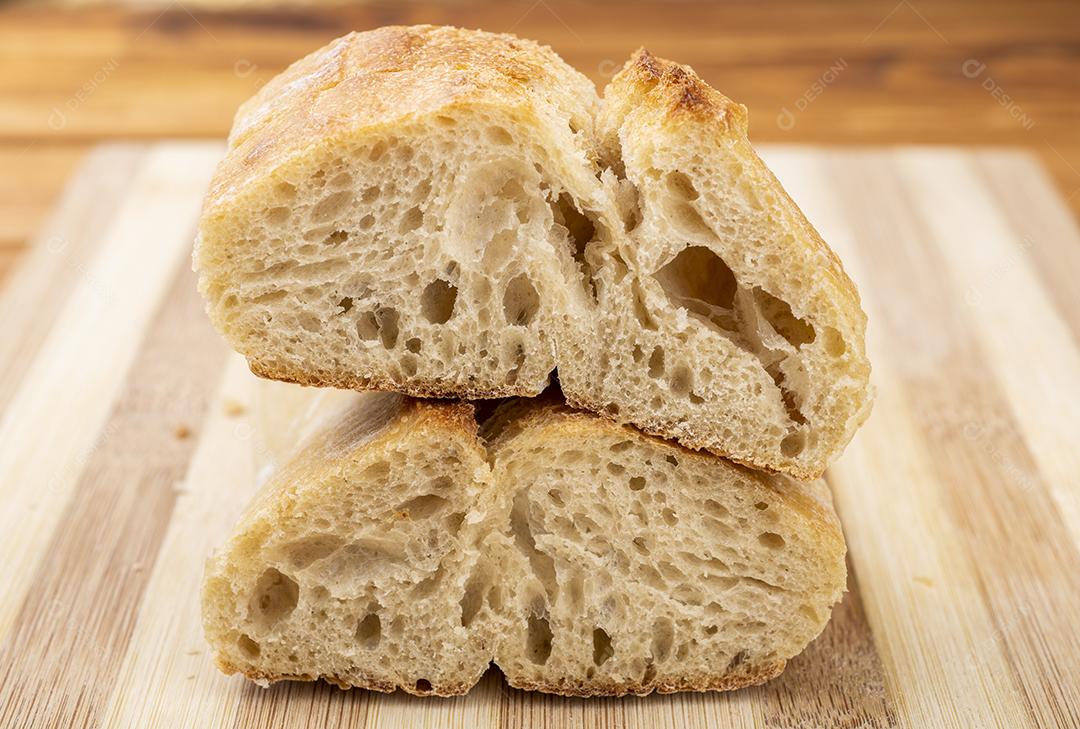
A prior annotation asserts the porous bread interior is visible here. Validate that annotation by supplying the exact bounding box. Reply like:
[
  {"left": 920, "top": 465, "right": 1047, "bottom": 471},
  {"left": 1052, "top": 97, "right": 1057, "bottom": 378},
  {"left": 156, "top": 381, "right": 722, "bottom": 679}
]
[
  {"left": 201, "top": 110, "right": 601, "bottom": 398},
  {"left": 483, "top": 406, "right": 845, "bottom": 695},
  {"left": 201, "top": 397, "right": 496, "bottom": 695},
  {"left": 202, "top": 395, "right": 846, "bottom": 697},
  {"left": 195, "top": 25, "right": 872, "bottom": 479},
  {"left": 558, "top": 68, "right": 869, "bottom": 477}
]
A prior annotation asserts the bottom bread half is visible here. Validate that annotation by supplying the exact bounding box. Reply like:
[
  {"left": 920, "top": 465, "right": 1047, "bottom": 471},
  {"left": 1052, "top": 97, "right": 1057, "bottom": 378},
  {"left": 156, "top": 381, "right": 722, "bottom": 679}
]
[{"left": 201, "top": 390, "right": 846, "bottom": 697}]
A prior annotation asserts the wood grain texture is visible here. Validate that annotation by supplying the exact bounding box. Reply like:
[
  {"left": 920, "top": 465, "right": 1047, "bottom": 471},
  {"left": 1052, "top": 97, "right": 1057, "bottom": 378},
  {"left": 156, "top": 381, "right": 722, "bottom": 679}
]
[{"left": 1, "top": 142, "right": 1078, "bottom": 728}]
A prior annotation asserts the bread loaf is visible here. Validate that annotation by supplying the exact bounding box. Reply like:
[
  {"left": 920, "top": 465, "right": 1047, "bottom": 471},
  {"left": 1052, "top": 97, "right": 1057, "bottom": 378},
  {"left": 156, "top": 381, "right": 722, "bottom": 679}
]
[
  {"left": 201, "top": 389, "right": 847, "bottom": 696},
  {"left": 193, "top": 25, "right": 871, "bottom": 479}
]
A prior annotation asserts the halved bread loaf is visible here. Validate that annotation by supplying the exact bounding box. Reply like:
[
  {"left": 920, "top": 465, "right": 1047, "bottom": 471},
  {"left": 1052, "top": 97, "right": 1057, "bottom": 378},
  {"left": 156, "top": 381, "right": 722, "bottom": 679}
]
[
  {"left": 201, "top": 388, "right": 847, "bottom": 696},
  {"left": 201, "top": 393, "right": 496, "bottom": 694},
  {"left": 193, "top": 24, "right": 871, "bottom": 479}
]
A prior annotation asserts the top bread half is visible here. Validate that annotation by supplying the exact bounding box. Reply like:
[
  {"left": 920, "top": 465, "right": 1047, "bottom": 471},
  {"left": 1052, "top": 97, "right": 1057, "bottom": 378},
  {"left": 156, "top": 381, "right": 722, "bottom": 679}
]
[{"left": 194, "top": 25, "right": 872, "bottom": 479}]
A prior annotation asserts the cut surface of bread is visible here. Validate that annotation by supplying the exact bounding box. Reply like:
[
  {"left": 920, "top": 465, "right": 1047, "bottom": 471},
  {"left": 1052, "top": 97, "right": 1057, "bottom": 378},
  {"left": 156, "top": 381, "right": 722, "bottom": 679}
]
[
  {"left": 201, "top": 393, "right": 496, "bottom": 694},
  {"left": 202, "top": 390, "right": 847, "bottom": 696},
  {"left": 194, "top": 24, "right": 871, "bottom": 479}
]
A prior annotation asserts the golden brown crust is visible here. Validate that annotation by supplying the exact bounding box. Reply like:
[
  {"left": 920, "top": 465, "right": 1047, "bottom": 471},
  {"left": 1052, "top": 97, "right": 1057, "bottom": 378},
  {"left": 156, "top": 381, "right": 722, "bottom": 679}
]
[
  {"left": 199, "top": 25, "right": 594, "bottom": 223},
  {"left": 218, "top": 657, "right": 782, "bottom": 698},
  {"left": 235, "top": 387, "right": 484, "bottom": 524},
  {"left": 505, "top": 660, "right": 785, "bottom": 697},
  {"left": 564, "top": 386, "right": 832, "bottom": 481},
  {"left": 617, "top": 48, "right": 749, "bottom": 132},
  {"left": 216, "top": 658, "right": 477, "bottom": 697},
  {"left": 248, "top": 359, "right": 547, "bottom": 401},
  {"left": 605, "top": 48, "right": 865, "bottom": 328}
]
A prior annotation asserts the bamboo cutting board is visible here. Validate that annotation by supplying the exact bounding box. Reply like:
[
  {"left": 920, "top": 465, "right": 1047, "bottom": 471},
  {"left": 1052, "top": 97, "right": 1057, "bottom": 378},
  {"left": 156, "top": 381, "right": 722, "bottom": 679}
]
[{"left": 1, "top": 142, "right": 1078, "bottom": 729}]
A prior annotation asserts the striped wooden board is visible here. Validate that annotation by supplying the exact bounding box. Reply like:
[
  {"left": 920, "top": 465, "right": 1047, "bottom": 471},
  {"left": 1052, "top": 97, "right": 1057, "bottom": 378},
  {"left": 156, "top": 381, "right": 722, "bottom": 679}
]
[{"left": 1, "top": 142, "right": 1078, "bottom": 729}]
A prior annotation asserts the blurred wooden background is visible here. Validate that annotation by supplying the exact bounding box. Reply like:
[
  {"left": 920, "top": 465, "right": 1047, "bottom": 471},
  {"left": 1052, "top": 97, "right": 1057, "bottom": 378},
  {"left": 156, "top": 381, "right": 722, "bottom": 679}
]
[{"left": 2, "top": 0, "right": 1078, "bottom": 282}]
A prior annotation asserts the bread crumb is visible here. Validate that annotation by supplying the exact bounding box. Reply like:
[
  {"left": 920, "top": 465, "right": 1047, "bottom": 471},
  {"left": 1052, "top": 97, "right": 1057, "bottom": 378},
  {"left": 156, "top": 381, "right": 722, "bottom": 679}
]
[
  {"left": 223, "top": 399, "right": 247, "bottom": 417},
  {"left": 174, "top": 424, "right": 192, "bottom": 440}
]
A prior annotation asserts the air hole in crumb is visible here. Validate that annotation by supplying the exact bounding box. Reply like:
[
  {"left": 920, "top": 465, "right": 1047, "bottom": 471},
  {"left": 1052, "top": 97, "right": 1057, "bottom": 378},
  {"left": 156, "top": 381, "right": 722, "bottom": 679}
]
[
  {"left": 823, "top": 326, "right": 846, "bottom": 357},
  {"left": 337, "top": 297, "right": 354, "bottom": 314},
  {"left": 567, "top": 573, "right": 584, "bottom": 612},
  {"left": 324, "top": 230, "right": 348, "bottom": 246},
  {"left": 310, "top": 190, "right": 353, "bottom": 223},
  {"left": 648, "top": 347, "right": 665, "bottom": 378},
  {"left": 249, "top": 568, "right": 298, "bottom": 629},
  {"left": 592, "top": 628, "right": 614, "bottom": 666},
  {"left": 781, "top": 431, "right": 806, "bottom": 457},
  {"left": 399, "top": 205, "right": 424, "bottom": 234},
  {"left": 655, "top": 246, "right": 738, "bottom": 333},
  {"left": 606, "top": 462, "right": 625, "bottom": 476},
  {"left": 666, "top": 171, "right": 699, "bottom": 201},
  {"left": 297, "top": 313, "right": 321, "bottom": 333},
  {"left": 610, "top": 440, "right": 633, "bottom": 453},
  {"left": 405, "top": 337, "right": 422, "bottom": 353},
  {"left": 367, "top": 140, "right": 388, "bottom": 161},
  {"left": 759, "top": 532, "right": 786, "bottom": 549},
  {"left": 704, "top": 499, "right": 729, "bottom": 518},
  {"left": 237, "top": 634, "right": 260, "bottom": 658},
  {"left": 397, "top": 493, "right": 448, "bottom": 519},
  {"left": 754, "top": 501, "right": 769, "bottom": 510},
  {"left": 664, "top": 454, "right": 679, "bottom": 467},
  {"left": 274, "top": 181, "right": 297, "bottom": 201},
  {"left": 651, "top": 617, "right": 674, "bottom": 662},
  {"left": 632, "top": 281, "right": 657, "bottom": 330},
  {"left": 505, "top": 340, "right": 527, "bottom": 385},
  {"left": 460, "top": 569, "right": 488, "bottom": 627},
  {"left": 358, "top": 214, "right": 375, "bottom": 230},
  {"left": 661, "top": 508, "right": 678, "bottom": 526},
  {"left": 755, "top": 289, "right": 815, "bottom": 347},
  {"left": 421, "top": 279, "right": 457, "bottom": 324},
  {"left": 669, "top": 365, "right": 693, "bottom": 397},
  {"left": 629, "top": 476, "right": 646, "bottom": 491},
  {"left": 487, "top": 126, "right": 514, "bottom": 145},
  {"left": 266, "top": 206, "right": 290, "bottom": 224},
  {"left": 356, "top": 312, "right": 379, "bottom": 341},
  {"left": 356, "top": 613, "right": 381, "bottom": 648},
  {"left": 329, "top": 171, "right": 352, "bottom": 189},
  {"left": 412, "top": 179, "right": 432, "bottom": 203},
  {"left": 376, "top": 307, "right": 400, "bottom": 349},
  {"left": 362, "top": 460, "right": 390, "bottom": 480},
  {"left": 551, "top": 193, "right": 598, "bottom": 298},
  {"left": 526, "top": 616, "right": 553, "bottom": 665},
  {"left": 282, "top": 534, "right": 343, "bottom": 569},
  {"left": 547, "top": 489, "right": 564, "bottom": 506},
  {"left": 503, "top": 275, "right": 540, "bottom": 326},
  {"left": 435, "top": 115, "right": 457, "bottom": 127},
  {"left": 705, "top": 625, "right": 718, "bottom": 635},
  {"left": 768, "top": 365, "right": 808, "bottom": 426},
  {"left": 727, "top": 650, "right": 748, "bottom": 671},
  {"left": 667, "top": 197, "right": 712, "bottom": 237},
  {"left": 414, "top": 678, "right": 433, "bottom": 693}
]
